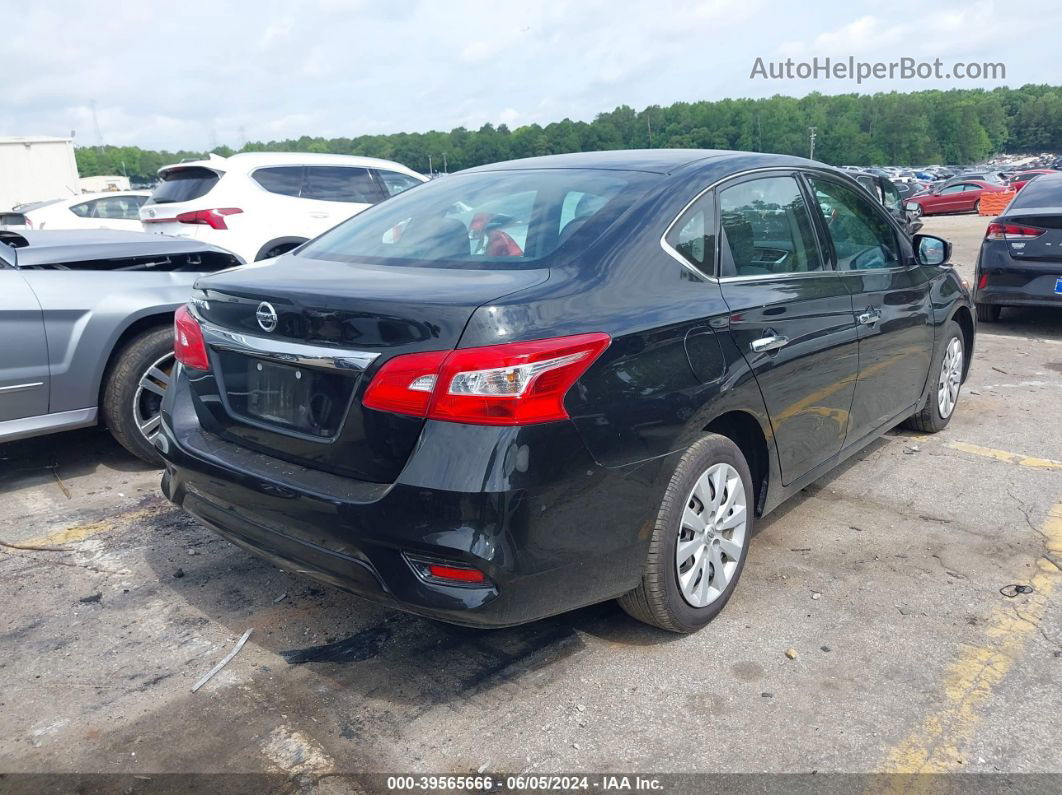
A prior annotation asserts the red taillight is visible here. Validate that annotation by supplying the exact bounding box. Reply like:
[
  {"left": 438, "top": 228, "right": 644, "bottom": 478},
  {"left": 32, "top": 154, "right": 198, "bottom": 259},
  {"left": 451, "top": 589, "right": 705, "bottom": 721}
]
[
  {"left": 985, "top": 222, "right": 1045, "bottom": 240},
  {"left": 362, "top": 333, "right": 611, "bottom": 426},
  {"left": 175, "top": 208, "right": 243, "bottom": 230},
  {"left": 174, "top": 305, "right": 210, "bottom": 371},
  {"left": 361, "top": 350, "right": 448, "bottom": 417},
  {"left": 978, "top": 273, "right": 989, "bottom": 289}
]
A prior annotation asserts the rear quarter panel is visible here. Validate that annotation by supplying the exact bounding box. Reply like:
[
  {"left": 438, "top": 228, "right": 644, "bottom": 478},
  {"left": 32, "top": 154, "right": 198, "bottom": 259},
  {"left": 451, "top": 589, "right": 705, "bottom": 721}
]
[{"left": 18, "top": 271, "right": 203, "bottom": 413}]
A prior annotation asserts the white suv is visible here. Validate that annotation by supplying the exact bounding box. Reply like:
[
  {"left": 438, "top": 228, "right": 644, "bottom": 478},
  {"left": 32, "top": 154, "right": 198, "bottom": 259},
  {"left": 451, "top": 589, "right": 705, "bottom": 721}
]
[{"left": 140, "top": 152, "right": 426, "bottom": 263}]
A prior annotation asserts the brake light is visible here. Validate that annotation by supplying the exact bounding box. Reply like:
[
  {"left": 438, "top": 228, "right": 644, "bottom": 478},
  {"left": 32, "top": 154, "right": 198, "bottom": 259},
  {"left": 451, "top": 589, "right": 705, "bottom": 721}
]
[
  {"left": 175, "top": 208, "right": 243, "bottom": 230},
  {"left": 362, "top": 333, "right": 611, "bottom": 425},
  {"left": 985, "top": 222, "right": 1045, "bottom": 240},
  {"left": 978, "top": 273, "right": 988, "bottom": 289},
  {"left": 174, "top": 305, "right": 210, "bottom": 371}
]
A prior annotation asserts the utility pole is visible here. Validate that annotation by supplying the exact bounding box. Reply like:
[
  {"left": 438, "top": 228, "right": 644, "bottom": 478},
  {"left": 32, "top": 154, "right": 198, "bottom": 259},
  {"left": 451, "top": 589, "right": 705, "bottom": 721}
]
[
  {"left": 90, "top": 99, "right": 104, "bottom": 153},
  {"left": 808, "top": 126, "right": 817, "bottom": 160},
  {"left": 442, "top": 152, "right": 448, "bottom": 173},
  {"left": 428, "top": 154, "right": 433, "bottom": 176},
  {"left": 647, "top": 114, "right": 653, "bottom": 148}
]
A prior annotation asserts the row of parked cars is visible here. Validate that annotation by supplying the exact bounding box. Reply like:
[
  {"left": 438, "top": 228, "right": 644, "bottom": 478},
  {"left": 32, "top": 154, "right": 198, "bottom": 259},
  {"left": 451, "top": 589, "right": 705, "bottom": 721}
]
[{"left": 842, "top": 163, "right": 1061, "bottom": 219}]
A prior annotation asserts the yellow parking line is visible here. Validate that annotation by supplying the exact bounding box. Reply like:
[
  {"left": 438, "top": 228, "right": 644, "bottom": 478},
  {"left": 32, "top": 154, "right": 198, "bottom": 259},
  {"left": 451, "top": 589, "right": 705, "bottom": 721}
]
[
  {"left": 14, "top": 506, "right": 162, "bottom": 549},
  {"left": 879, "top": 503, "right": 1062, "bottom": 778},
  {"left": 945, "top": 441, "right": 1062, "bottom": 471}
]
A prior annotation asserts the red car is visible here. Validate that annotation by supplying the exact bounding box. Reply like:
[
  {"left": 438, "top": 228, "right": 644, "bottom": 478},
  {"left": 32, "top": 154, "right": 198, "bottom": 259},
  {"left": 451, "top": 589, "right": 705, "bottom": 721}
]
[
  {"left": 1009, "top": 169, "right": 1058, "bottom": 191},
  {"left": 905, "top": 180, "right": 1009, "bottom": 217}
]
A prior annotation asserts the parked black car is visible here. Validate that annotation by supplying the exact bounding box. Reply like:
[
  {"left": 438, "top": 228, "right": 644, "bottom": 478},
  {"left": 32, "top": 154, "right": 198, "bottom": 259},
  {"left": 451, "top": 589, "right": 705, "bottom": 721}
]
[
  {"left": 156, "top": 150, "right": 974, "bottom": 633},
  {"left": 975, "top": 172, "right": 1062, "bottom": 322}
]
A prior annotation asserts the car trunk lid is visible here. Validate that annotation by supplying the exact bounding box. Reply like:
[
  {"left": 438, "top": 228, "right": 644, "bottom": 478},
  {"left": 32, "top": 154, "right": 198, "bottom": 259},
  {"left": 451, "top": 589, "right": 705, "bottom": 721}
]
[
  {"left": 186, "top": 254, "right": 548, "bottom": 482},
  {"left": 999, "top": 212, "right": 1062, "bottom": 262}
]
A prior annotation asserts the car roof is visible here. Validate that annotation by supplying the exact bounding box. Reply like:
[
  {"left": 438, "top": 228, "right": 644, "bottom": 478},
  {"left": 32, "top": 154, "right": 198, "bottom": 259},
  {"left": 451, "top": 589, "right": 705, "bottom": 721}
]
[
  {"left": 158, "top": 152, "right": 425, "bottom": 178},
  {"left": 463, "top": 149, "right": 817, "bottom": 175},
  {"left": 1, "top": 229, "right": 231, "bottom": 266}
]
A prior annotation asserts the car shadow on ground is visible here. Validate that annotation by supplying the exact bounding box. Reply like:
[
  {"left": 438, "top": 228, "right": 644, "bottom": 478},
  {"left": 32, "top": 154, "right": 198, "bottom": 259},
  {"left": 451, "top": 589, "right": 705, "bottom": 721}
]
[
  {"left": 0, "top": 426, "right": 157, "bottom": 496},
  {"left": 981, "top": 306, "right": 1062, "bottom": 341}
]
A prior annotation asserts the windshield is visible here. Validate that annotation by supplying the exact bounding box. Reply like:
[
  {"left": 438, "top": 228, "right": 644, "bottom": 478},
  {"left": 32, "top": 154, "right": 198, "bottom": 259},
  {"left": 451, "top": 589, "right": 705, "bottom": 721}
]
[{"left": 298, "top": 169, "right": 651, "bottom": 266}]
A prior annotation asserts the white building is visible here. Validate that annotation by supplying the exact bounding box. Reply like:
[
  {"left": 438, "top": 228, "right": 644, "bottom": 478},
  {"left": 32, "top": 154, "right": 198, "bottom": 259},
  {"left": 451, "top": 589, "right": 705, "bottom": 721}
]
[{"left": 0, "top": 136, "right": 80, "bottom": 210}]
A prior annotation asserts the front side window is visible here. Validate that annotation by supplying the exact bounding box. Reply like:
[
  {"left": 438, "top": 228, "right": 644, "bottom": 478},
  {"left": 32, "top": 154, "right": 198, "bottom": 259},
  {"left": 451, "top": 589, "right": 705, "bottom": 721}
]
[
  {"left": 298, "top": 169, "right": 641, "bottom": 265},
  {"left": 809, "top": 178, "right": 901, "bottom": 271},
  {"left": 718, "top": 176, "right": 821, "bottom": 277},
  {"left": 940, "top": 185, "right": 965, "bottom": 195},
  {"left": 303, "top": 166, "right": 381, "bottom": 203}
]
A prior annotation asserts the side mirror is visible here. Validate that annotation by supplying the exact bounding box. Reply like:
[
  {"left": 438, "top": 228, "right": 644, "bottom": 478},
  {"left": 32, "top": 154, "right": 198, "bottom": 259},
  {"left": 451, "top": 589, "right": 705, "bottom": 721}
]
[{"left": 914, "top": 234, "right": 950, "bottom": 266}]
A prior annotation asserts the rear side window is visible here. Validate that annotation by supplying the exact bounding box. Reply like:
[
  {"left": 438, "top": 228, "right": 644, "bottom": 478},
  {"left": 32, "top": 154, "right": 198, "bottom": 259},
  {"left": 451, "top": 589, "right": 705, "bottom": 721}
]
[
  {"left": 375, "top": 170, "right": 422, "bottom": 197},
  {"left": 718, "top": 176, "right": 821, "bottom": 277},
  {"left": 253, "top": 166, "right": 303, "bottom": 197},
  {"left": 303, "top": 166, "right": 381, "bottom": 203},
  {"left": 69, "top": 201, "right": 93, "bottom": 218},
  {"left": 299, "top": 169, "right": 641, "bottom": 265},
  {"left": 666, "top": 193, "right": 716, "bottom": 273},
  {"left": 149, "top": 167, "right": 220, "bottom": 204}
]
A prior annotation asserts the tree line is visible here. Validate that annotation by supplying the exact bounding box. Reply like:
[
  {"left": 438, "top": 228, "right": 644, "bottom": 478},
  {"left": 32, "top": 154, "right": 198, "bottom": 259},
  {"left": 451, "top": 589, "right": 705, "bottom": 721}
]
[{"left": 75, "top": 84, "right": 1062, "bottom": 182}]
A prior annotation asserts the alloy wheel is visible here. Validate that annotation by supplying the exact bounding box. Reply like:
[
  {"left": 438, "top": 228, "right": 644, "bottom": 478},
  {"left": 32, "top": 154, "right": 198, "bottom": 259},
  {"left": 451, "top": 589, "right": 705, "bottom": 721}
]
[
  {"left": 675, "top": 462, "right": 748, "bottom": 608},
  {"left": 133, "top": 352, "right": 174, "bottom": 442},
  {"left": 937, "top": 337, "right": 963, "bottom": 419}
]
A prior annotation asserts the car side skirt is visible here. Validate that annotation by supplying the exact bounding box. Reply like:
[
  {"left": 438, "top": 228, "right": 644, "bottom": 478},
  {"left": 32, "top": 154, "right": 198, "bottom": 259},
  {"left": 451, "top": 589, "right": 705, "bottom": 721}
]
[{"left": 0, "top": 407, "right": 98, "bottom": 443}]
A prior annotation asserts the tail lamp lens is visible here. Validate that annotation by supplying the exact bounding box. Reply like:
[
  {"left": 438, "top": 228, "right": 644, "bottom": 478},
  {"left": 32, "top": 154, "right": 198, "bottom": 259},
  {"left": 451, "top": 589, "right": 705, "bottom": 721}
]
[
  {"left": 985, "top": 222, "right": 1045, "bottom": 240},
  {"left": 174, "top": 305, "right": 210, "bottom": 371},
  {"left": 175, "top": 208, "right": 243, "bottom": 230},
  {"left": 362, "top": 333, "right": 611, "bottom": 425}
]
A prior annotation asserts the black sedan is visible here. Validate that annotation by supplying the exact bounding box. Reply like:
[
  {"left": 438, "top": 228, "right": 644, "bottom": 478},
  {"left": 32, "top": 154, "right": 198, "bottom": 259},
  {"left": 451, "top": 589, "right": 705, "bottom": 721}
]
[
  {"left": 975, "top": 172, "right": 1062, "bottom": 322},
  {"left": 156, "top": 150, "right": 974, "bottom": 633}
]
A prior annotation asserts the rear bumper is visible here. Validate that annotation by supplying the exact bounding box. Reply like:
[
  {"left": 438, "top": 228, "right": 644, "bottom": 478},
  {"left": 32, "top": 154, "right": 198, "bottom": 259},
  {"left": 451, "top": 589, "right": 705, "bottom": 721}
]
[
  {"left": 156, "top": 368, "right": 671, "bottom": 628},
  {"left": 976, "top": 246, "right": 1062, "bottom": 308}
]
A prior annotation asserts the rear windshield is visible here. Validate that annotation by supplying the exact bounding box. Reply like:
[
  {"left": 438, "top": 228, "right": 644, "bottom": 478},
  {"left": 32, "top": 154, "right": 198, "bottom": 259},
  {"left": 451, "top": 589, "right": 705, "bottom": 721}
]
[
  {"left": 1007, "top": 176, "right": 1062, "bottom": 211},
  {"left": 148, "top": 167, "right": 220, "bottom": 204},
  {"left": 298, "top": 169, "right": 650, "bottom": 266}
]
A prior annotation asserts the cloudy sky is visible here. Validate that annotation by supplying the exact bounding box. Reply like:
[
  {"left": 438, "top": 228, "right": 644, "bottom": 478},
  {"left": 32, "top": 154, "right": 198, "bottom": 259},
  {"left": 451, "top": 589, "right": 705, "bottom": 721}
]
[{"left": 7, "top": 0, "right": 1062, "bottom": 151}]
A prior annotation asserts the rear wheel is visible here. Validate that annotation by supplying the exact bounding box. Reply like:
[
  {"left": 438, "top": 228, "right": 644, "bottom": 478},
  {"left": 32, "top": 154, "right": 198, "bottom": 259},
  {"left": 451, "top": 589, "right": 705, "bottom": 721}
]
[
  {"left": 618, "top": 434, "right": 753, "bottom": 633},
  {"left": 903, "top": 320, "right": 965, "bottom": 434},
  {"left": 101, "top": 326, "right": 174, "bottom": 465},
  {"left": 976, "top": 303, "right": 1001, "bottom": 322},
  {"left": 973, "top": 199, "right": 982, "bottom": 215}
]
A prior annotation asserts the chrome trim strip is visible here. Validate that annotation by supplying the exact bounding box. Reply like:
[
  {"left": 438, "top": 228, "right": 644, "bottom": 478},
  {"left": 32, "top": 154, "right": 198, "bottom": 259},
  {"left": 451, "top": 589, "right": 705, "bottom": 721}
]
[
  {"left": 0, "top": 381, "right": 44, "bottom": 395},
  {"left": 199, "top": 322, "right": 380, "bottom": 372}
]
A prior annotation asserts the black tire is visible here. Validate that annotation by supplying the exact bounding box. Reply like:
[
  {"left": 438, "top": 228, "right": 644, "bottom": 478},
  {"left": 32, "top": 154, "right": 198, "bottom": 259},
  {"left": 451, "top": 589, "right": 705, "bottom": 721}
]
[
  {"left": 976, "top": 302, "right": 1001, "bottom": 323},
  {"left": 101, "top": 326, "right": 174, "bottom": 465},
  {"left": 618, "top": 433, "right": 754, "bottom": 633},
  {"left": 973, "top": 199, "right": 981, "bottom": 215},
  {"left": 903, "top": 320, "right": 965, "bottom": 434},
  {"left": 255, "top": 239, "right": 305, "bottom": 261}
]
